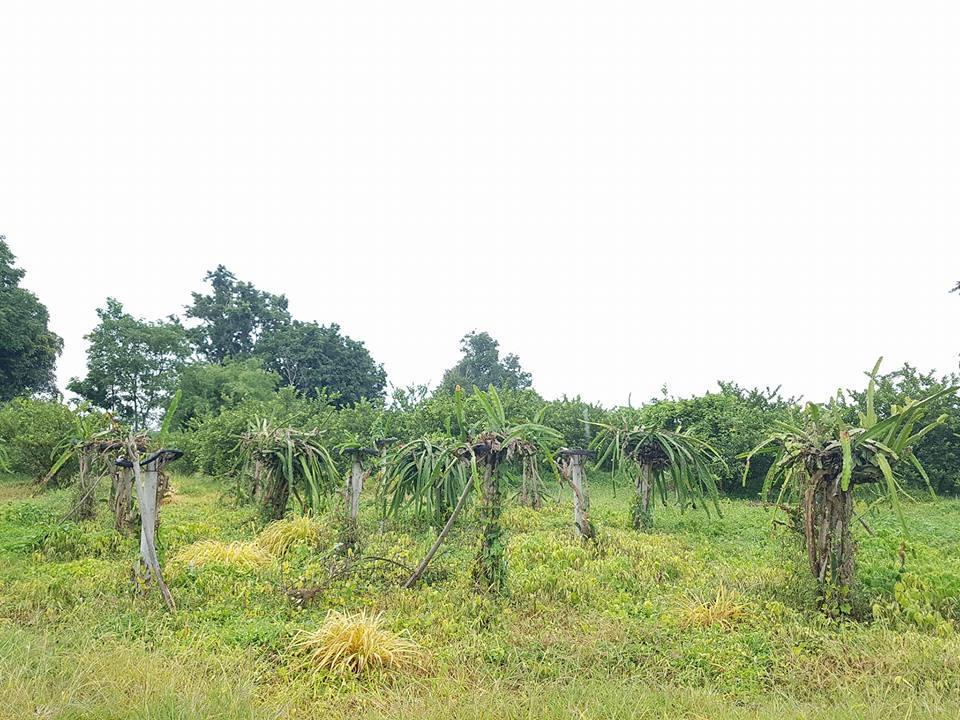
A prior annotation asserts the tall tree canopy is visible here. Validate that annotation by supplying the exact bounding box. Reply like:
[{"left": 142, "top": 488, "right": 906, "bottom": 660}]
[
  {"left": 256, "top": 321, "right": 386, "bottom": 406},
  {"left": 68, "top": 299, "right": 191, "bottom": 429},
  {"left": 0, "top": 236, "right": 63, "bottom": 400},
  {"left": 438, "top": 331, "right": 532, "bottom": 394},
  {"left": 185, "top": 265, "right": 291, "bottom": 362},
  {"left": 171, "top": 358, "right": 281, "bottom": 429}
]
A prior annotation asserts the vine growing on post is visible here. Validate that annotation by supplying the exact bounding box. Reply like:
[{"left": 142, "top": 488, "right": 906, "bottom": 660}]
[
  {"left": 591, "top": 417, "right": 724, "bottom": 531},
  {"left": 743, "top": 359, "right": 956, "bottom": 614},
  {"left": 383, "top": 386, "right": 558, "bottom": 593},
  {"left": 468, "top": 386, "right": 559, "bottom": 593}
]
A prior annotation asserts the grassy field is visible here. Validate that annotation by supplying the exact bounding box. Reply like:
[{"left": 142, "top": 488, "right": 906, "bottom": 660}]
[{"left": 1, "top": 472, "right": 959, "bottom": 719}]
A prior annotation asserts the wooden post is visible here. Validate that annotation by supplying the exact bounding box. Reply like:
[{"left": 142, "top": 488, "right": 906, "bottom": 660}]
[
  {"left": 348, "top": 459, "right": 363, "bottom": 521},
  {"left": 560, "top": 449, "right": 596, "bottom": 540},
  {"left": 138, "top": 457, "right": 160, "bottom": 571},
  {"left": 121, "top": 445, "right": 182, "bottom": 613},
  {"left": 342, "top": 447, "right": 378, "bottom": 522}
]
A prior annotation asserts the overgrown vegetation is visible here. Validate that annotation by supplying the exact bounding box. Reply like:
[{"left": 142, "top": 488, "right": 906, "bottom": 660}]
[
  {"left": 1, "top": 239, "right": 959, "bottom": 717},
  {"left": 3, "top": 473, "right": 960, "bottom": 718}
]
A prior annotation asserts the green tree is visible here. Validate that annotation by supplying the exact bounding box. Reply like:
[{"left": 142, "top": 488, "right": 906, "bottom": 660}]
[
  {"left": 68, "top": 299, "right": 191, "bottom": 429},
  {"left": 0, "top": 236, "right": 63, "bottom": 400},
  {"left": 438, "top": 331, "right": 532, "bottom": 394},
  {"left": 256, "top": 321, "right": 386, "bottom": 406},
  {"left": 0, "top": 398, "right": 77, "bottom": 480},
  {"left": 172, "top": 358, "right": 280, "bottom": 428},
  {"left": 185, "top": 265, "right": 291, "bottom": 362}
]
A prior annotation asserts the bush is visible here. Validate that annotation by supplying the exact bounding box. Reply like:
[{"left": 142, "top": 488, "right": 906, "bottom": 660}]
[
  {"left": 0, "top": 398, "right": 77, "bottom": 481},
  {"left": 542, "top": 396, "right": 609, "bottom": 448},
  {"left": 635, "top": 383, "right": 798, "bottom": 496},
  {"left": 172, "top": 359, "right": 281, "bottom": 430},
  {"left": 186, "top": 388, "right": 334, "bottom": 478}
]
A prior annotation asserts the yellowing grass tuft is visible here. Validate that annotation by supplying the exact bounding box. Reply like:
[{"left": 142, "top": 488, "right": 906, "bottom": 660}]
[
  {"left": 257, "top": 515, "right": 326, "bottom": 556},
  {"left": 170, "top": 540, "right": 273, "bottom": 571},
  {"left": 291, "top": 610, "right": 423, "bottom": 675},
  {"left": 678, "top": 584, "right": 748, "bottom": 630}
]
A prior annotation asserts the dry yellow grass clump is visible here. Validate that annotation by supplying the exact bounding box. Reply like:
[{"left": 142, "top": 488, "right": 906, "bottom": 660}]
[
  {"left": 257, "top": 515, "right": 325, "bottom": 557},
  {"left": 678, "top": 584, "right": 748, "bottom": 630},
  {"left": 170, "top": 540, "right": 274, "bottom": 571},
  {"left": 291, "top": 610, "right": 423, "bottom": 675}
]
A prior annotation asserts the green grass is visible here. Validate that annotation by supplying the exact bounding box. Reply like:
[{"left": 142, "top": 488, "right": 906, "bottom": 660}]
[{"left": 1, "top": 471, "right": 959, "bottom": 719}]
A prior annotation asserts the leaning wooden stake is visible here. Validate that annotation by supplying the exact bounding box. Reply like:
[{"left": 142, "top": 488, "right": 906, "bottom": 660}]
[
  {"left": 560, "top": 448, "right": 596, "bottom": 540},
  {"left": 403, "top": 476, "right": 474, "bottom": 589},
  {"left": 125, "top": 440, "right": 176, "bottom": 613}
]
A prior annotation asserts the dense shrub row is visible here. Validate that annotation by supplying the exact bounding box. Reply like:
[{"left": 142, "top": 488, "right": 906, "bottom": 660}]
[{"left": 2, "top": 364, "right": 957, "bottom": 497}]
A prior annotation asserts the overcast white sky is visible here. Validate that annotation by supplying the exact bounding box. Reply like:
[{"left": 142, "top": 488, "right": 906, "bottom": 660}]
[{"left": 2, "top": 2, "right": 959, "bottom": 407}]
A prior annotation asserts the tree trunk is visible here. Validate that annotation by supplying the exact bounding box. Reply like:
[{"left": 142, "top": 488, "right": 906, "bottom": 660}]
[
  {"left": 568, "top": 454, "right": 595, "bottom": 540},
  {"left": 632, "top": 463, "right": 654, "bottom": 531},
  {"left": 803, "top": 470, "right": 855, "bottom": 610},
  {"left": 112, "top": 467, "right": 135, "bottom": 535},
  {"left": 474, "top": 462, "right": 507, "bottom": 592},
  {"left": 128, "top": 445, "right": 175, "bottom": 612}
]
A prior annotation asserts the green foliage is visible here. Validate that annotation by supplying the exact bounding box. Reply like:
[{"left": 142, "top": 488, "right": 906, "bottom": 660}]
[
  {"left": 745, "top": 372, "right": 954, "bottom": 517},
  {"left": 541, "top": 395, "right": 608, "bottom": 449},
  {"left": 743, "top": 360, "right": 957, "bottom": 607},
  {"left": 468, "top": 386, "right": 561, "bottom": 592},
  {"left": 185, "top": 264, "right": 291, "bottom": 362},
  {"left": 0, "top": 236, "right": 63, "bottom": 401},
  {"left": 238, "top": 416, "right": 341, "bottom": 519},
  {"left": 172, "top": 358, "right": 281, "bottom": 429},
  {"left": 843, "top": 363, "right": 960, "bottom": 494},
  {"left": 3, "top": 472, "right": 960, "bottom": 717},
  {"left": 380, "top": 435, "right": 470, "bottom": 522},
  {"left": 437, "top": 331, "right": 533, "bottom": 394},
  {"left": 636, "top": 383, "right": 798, "bottom": 496},
  {"left": 256, "top": 320, "right": 386, "bottom": 406},
  {"left": 40, "top": 523, "right": 126, "bottom": 560},
  {"left": 0, "top": 398, "right": 78, "bottom": 480},
  {"left": 184, "top": 388, "right": 334, "bottom": 478},
  {"left": 591, "top": 415, "right": 725, "bottom": 526},
  {"left": 68, "top": 298, "right": 191, "bottom": 429},
  {"left": 44, "top": 403, "right": 116, "bottom": 481},
  {"left": 398, "top": 386, "right": 546, "bottom": 442}
]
